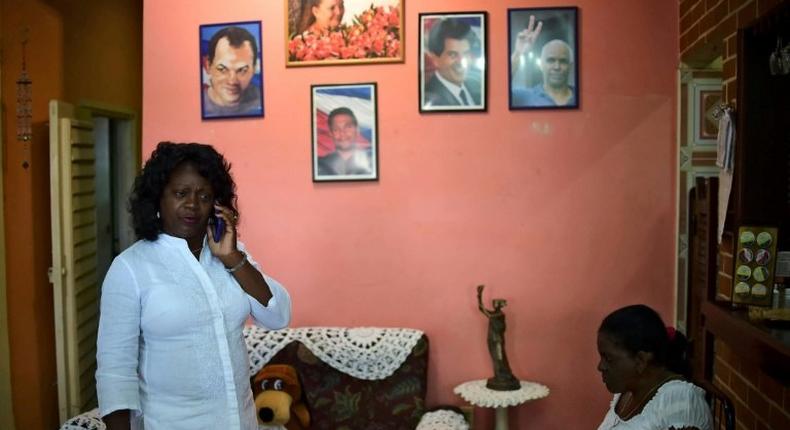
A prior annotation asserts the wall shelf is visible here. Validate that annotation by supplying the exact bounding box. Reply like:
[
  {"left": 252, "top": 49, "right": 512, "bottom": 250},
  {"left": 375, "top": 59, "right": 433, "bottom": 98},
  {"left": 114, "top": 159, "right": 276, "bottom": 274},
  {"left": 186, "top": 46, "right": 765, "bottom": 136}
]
[{"left": 701, "top": 300, "right": 790, "bottom": 384}]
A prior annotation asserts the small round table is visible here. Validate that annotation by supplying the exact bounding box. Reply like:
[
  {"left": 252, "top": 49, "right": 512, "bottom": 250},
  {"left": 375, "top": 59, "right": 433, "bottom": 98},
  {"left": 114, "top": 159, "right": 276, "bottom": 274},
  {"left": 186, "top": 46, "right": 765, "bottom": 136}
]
[{"left": 454, "top": 379, "right": 549, "bottom": 430}]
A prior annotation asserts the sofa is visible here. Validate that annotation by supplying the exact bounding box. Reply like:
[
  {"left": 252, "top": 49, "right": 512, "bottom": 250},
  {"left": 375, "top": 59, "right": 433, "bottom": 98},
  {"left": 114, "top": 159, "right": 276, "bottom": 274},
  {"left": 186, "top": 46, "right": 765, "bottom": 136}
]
[{"left": 60, "top": 326, "right": 468, "bottom": 430}]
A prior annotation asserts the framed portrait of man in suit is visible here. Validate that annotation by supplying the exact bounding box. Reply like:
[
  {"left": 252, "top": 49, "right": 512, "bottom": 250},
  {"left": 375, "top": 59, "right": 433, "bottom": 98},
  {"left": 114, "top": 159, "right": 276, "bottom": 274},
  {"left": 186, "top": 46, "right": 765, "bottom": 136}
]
[{"left": 418, "top": 12, "right": 487, "bottom": 113}]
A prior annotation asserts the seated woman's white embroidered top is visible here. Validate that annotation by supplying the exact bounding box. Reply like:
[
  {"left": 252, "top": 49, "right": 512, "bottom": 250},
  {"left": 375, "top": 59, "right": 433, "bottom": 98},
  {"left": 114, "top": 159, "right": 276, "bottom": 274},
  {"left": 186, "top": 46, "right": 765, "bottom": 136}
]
[
  {"left": 96, "top": 234, "right": 291, "bottom": 430},
  {"left": 597, "top": 380, "right": 713, "bottom": 430}
]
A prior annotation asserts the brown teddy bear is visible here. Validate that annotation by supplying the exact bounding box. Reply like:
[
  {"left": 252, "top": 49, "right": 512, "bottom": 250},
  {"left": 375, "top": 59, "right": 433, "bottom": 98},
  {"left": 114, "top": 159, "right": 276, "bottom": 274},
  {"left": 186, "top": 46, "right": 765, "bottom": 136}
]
[{"left": 252, "top": 364, "right": 310, "bottom": 430}]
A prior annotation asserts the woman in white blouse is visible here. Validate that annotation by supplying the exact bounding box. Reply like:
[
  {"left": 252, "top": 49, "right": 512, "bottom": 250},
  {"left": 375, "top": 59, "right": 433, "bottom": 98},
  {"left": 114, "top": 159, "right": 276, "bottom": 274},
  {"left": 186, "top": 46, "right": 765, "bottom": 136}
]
[
  {"left": 96, "top": 142, "right": 292, "bottom": 430},
  {"left": 596, "top": 304, "right": 712, "bottom": 430}
]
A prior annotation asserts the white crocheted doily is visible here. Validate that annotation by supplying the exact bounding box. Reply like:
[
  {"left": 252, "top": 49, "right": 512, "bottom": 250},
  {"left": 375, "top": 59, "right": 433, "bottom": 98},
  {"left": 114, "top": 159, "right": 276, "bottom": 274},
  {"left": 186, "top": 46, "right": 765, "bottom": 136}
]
[
  {"left": 59, "top": 408, "right": 105, "bottom": 430},
  {"left": 416, "top": 409, "right": 470, "bottom": 430},
  {"left": 454, "top": 379, "right": 550, "bottom": 408},
  {"left": 244, "top": 326, "right": 424, "bottom": 380}
]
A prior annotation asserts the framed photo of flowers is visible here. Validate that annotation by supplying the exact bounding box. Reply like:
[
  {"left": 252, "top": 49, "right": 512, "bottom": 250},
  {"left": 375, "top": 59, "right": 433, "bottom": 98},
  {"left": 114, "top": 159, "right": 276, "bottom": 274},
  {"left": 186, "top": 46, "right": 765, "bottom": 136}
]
[
  {"left": 311, "top": 83, "right": 378, "bottom": 182},
  {"left": 419, "top": 12, "right": 487, "bottom": 112},
  {"left": 286, "top": 0, "right": 403, "bottom": 66},
  {"left": 508, "top": 7, "right": 579, "bottom": 110},
  {"left": 199, "top": 21, "right": 264, "bottom": 119}
]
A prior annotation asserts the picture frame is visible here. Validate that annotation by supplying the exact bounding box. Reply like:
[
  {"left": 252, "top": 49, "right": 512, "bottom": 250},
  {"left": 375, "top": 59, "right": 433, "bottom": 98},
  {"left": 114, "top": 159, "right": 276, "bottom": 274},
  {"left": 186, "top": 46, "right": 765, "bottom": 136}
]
[
  {"left": 285, "top": 0, "right": 404, "bottom": 67},
  {"left": 199, "top": 21, "right": 264, "bottom": 119},
  {"left": 419, "top": 11, "right": 488, "bottom": 112},
  {"left": 311, "top": 83, "right": 378, "bottom": 182},
  {"left": 508, "top": 7, "right": 579, "bottom": 110}
]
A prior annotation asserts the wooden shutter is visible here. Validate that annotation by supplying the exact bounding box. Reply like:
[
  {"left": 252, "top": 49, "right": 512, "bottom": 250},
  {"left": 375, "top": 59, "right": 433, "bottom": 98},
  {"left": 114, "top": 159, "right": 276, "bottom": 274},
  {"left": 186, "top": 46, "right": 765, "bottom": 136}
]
[
  {"left": 688, "top": 176, "right": 718, "bottom": 382},
  {"left": 49, "top": 100, "right": 99, "bottom": 421}
]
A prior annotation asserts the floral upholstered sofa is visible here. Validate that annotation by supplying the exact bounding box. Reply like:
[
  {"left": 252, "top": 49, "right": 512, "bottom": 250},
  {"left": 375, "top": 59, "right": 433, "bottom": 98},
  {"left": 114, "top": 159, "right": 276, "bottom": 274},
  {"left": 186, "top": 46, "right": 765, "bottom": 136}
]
[{"left": 60, "top": 326, "right": 468, "bottom": 430}]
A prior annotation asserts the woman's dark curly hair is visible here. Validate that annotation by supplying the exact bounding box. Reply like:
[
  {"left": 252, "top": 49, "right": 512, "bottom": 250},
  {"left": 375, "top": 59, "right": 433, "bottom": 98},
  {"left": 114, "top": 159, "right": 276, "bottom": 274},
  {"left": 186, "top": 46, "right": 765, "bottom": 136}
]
[
  {"left": 599, "top": 304, "right": 690, "bottom": 377},
  {"left": 129, "top": 142, "right": 238, "bottom": 241}
]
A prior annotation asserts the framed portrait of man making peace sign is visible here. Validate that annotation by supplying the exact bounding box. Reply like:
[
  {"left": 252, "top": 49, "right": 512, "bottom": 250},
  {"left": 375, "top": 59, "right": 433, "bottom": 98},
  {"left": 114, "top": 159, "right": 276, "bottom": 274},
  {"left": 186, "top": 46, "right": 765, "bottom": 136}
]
[{"left": 508, "top": 7, "right": 579, "bottom": 110}]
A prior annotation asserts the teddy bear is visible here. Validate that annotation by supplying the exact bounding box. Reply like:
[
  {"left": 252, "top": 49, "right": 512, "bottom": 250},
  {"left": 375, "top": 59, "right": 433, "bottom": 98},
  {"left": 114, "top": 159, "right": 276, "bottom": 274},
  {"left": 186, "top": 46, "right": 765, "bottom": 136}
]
[{"left": 252, "top": 364, "right": 310, "bottom": 430}]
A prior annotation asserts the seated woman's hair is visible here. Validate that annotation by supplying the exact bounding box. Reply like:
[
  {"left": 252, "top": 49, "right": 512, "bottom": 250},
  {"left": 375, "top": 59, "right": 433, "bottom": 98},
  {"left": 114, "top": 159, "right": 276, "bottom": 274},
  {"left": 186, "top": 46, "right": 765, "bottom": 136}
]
[
  {"left": 599, "top": 304, "right": 689, "bottom": 377},
  {"left": 129, "top": 142, "right": 237, "bottom": 241}
]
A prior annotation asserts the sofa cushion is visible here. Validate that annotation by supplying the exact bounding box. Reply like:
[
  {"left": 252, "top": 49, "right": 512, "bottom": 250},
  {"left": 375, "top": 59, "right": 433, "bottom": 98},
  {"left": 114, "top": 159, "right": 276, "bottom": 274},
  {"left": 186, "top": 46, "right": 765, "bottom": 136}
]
[
  {"left": 244, "top": 326, "right": 429, "bottom": 430},
  {"left": 269, "top": 339, "right": 428, "bottom": 429}
]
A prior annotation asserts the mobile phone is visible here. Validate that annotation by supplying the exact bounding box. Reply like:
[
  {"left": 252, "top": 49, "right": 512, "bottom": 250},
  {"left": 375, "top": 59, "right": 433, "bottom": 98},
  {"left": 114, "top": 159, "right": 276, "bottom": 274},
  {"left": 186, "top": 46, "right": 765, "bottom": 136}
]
[{"left": 213, "top": 215, "right": 225, "bottom": 242}]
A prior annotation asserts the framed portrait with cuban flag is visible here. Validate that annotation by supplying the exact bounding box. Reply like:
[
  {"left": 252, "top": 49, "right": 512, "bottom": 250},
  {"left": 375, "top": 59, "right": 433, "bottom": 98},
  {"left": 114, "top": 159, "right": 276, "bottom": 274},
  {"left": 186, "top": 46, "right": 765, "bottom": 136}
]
[{"left": 311, "top": 83, "right": 378, "bottom": 182}]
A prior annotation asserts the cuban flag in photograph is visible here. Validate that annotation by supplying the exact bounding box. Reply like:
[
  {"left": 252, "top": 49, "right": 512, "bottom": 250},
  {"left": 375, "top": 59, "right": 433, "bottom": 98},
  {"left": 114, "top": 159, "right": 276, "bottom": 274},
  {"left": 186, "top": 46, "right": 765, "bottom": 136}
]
[{"left": 313, "top": 85, "right": 375, "bottom": 157}]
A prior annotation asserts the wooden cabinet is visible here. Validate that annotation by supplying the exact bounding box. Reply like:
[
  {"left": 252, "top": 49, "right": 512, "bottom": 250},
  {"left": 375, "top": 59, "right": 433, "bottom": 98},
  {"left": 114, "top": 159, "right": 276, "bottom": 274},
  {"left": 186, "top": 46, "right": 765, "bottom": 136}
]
[{"left": 731, "top": 8, "right": 790, "bottom": 245}]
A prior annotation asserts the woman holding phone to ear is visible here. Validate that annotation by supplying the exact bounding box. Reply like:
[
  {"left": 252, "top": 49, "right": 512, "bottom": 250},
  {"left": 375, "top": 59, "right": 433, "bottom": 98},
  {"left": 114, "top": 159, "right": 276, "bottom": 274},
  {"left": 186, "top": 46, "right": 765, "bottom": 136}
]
[{"left": 96, "top": 142, "right": 291, "bottom": 430}]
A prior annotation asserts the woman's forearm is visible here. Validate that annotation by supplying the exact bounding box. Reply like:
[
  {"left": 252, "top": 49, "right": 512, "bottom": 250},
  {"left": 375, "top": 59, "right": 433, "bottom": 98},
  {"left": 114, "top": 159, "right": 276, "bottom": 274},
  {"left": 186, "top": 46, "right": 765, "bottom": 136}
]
[
  {"left": 223, "top": 250, "right": 273, "bottom": 305},
  {"left": 103, "top": 409, "right": 131, "bottom": 430}
]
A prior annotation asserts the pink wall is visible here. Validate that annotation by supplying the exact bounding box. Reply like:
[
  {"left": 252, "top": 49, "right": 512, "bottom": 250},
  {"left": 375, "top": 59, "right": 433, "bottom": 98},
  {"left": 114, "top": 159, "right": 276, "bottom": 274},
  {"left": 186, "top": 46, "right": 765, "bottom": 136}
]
[{"left": 143, "top": 1, "right": 678, "bottom": 428}]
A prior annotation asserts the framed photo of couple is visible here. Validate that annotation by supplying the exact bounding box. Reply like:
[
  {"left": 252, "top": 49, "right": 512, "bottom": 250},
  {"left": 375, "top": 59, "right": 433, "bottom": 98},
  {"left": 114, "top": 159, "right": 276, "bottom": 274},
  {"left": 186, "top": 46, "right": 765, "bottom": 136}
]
[
  {"left": 199, "top": 21, "right": 264, "bottom": 119},
  {"left": 508, "top": 7, "right": 579, "bottom": 110},
  {"left": 311, "top": 83, "right": 379, "bottom": 182},
  {"left": 285, "top": 0, "right": 404, "bottom": 66},
  {"left": 418, "top": 11, "right": 488, "bottom": 113}
]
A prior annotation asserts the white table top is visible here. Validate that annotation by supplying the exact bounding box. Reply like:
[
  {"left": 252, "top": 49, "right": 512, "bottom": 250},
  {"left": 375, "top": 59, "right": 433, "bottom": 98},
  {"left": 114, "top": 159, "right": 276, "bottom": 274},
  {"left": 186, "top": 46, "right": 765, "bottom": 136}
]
[{"left": 454, "top": 379, "right": 550, "bottom": 408}]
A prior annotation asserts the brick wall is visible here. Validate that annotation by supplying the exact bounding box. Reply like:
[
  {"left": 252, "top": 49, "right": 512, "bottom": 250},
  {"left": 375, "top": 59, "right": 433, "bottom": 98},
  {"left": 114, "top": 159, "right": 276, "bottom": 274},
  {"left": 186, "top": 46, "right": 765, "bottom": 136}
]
[
  {"left": 714, "top": 340, "right": 790, "bottom": 430},
  {"left": 680, "top": 0, "right": 782, "bottom": 101},
  {"left": 680, "top": 1, "right": 790, "bottom": 429}
]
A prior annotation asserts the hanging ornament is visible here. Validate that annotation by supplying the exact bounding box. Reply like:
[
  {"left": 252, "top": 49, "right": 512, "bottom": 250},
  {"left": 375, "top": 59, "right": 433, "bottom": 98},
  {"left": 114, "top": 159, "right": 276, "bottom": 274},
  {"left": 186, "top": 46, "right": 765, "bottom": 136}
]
[{"left": 16, "top": 28, "right": 32, "bottom": 143}]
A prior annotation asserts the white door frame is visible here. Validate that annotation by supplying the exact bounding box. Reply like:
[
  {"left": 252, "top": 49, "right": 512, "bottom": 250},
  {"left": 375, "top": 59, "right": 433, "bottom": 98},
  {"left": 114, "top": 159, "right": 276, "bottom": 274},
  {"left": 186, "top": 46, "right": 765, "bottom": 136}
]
[{"left": 79, "top": 100, "right": 140, "bottom": 253}]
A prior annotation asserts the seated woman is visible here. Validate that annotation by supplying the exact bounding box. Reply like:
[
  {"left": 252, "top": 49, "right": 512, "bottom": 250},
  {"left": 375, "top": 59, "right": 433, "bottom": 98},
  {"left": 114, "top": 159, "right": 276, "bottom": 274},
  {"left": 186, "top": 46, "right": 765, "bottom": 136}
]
[{"left": 596, "top": 304, "right": 712, "bottom": 430}]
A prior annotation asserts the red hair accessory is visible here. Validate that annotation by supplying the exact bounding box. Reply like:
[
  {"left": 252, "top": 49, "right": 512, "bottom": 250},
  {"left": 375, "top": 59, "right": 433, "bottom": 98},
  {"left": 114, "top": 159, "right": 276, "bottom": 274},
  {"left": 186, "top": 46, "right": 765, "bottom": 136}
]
[{"left": 666, "top": 326, "right": 676, "bottom": 341}]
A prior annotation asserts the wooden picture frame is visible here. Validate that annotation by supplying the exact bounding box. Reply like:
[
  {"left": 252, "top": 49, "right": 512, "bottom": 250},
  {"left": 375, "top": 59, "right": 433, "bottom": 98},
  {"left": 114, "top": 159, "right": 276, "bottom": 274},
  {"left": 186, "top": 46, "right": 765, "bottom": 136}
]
[{"left": 286, "top": 0, "right": 404, "bottom": 67}]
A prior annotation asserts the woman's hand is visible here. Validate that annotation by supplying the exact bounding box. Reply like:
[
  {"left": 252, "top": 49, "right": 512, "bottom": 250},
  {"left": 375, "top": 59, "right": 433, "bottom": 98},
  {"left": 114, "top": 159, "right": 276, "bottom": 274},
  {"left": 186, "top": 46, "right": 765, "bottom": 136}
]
[
  {"left": 207, "top": 204, "right": 274, "bottom": 305},
  {"left": 207, "top": 203, "right": 241, "bottom": 267}
]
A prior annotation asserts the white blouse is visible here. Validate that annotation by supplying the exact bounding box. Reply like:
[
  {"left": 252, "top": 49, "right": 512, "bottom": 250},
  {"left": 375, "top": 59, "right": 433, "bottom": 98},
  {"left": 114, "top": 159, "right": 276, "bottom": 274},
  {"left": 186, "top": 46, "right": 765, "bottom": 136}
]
[
  {"left": 597, "top": 380, "right": 713, "bottom": 430},
  {"left": 96, "top": 234, "right": 292, "bottom": 430}
]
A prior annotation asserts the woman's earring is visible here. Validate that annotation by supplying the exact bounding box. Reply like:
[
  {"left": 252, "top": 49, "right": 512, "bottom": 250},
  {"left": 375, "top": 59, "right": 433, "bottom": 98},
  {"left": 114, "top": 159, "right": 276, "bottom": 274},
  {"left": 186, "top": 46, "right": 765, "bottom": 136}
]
[{"left": 156, "top": 211, "right": 160, "bottom": 219}]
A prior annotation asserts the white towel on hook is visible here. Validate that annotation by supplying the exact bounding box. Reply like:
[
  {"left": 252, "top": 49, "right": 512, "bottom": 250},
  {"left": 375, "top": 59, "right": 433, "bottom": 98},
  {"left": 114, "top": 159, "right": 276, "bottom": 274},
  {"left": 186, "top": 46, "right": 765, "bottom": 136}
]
[
  {"left": 715, "top": 109, "right": 735, "bottom": 171},
  {"left": 716, "top": 107, "right": 735, "bottom": 243}
]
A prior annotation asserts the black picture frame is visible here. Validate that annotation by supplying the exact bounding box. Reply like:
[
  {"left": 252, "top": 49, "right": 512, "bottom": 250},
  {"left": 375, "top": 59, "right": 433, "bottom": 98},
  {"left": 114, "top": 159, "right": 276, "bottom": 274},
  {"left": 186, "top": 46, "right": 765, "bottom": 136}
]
[
  {"left": 418, "top": 12, "right": 488, "bottom": 113},
  {"left": 311, "top": 83, "right": 379, "bottom": 182},
  {"left": 199, "top": 21, "right": 264, "bottom": 119},
  {"left": 508, "top": 7, "right": 579, "bottom": 110}
]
